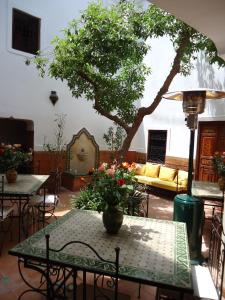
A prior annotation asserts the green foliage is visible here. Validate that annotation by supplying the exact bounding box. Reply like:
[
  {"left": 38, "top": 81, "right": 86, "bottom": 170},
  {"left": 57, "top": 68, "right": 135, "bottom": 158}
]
[
  {"left": 28, "top": 0, "right": 225, "bottom": 158},
  {"left": 103, "top": 125, "right": 126, "bottom": 151},
  {"left": 71, "top": 186, "right": 103, "bottom": 211},
  {"left": 144, "top": 5, "right": 225, "bottom": 74},
  {"left": 0, "top": 145, "right": 32, "bottom": 172},
  {"left": 71, "top": 162, "right": 136, "bottom": 212},
  {"left": 43, "top": 113, "right": 67, "bottom": 171},
  {"left": 213, "top": 152, "right": 225, "bottom": 177},
  {"left": 43, "top": 113, "right": 67, "bottom": 153}
]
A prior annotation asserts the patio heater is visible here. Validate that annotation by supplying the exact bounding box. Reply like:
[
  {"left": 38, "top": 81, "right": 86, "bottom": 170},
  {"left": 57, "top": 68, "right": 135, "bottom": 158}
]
[{"left": 163, "top": 89, "right": 225, "bottom": 262}]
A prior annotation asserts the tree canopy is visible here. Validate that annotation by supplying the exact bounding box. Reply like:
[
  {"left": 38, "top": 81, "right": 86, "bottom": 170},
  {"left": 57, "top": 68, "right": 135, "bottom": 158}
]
[{"left": 31, "top": 0, "right": 225, "bottom": 160}]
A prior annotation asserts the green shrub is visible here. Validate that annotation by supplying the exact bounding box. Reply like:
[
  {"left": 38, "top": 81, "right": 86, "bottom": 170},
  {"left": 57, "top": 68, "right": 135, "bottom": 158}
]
[{"left": 71, "top": 185, "right": 102, "bottom": 211}]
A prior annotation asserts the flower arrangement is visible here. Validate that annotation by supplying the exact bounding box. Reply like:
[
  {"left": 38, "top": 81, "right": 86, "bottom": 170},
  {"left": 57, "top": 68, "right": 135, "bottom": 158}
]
[
  {"left": 73, "top": 161, "right": 137, "bottom": 212},
  {"left": 0, "top": 143, "right": 32, "bottom": 172},
  {"left": 213, "top": 152, "right": 225, "bottom": 177}
]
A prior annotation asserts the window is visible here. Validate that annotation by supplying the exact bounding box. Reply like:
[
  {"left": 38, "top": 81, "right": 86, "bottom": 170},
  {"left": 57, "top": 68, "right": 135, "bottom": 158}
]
[
  {"left": 12, "top": 8, "right": 40, "bottom": 55},
  {"left": 147, "top": 130, "right": 167, "bottom": 163}
]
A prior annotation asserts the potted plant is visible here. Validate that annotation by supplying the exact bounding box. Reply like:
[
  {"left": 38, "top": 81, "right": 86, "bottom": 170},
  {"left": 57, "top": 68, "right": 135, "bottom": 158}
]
[
  {"left": 72, "top": 161, "right": 136, "bottom": 233},
  {"left": 43, "top": 113, "right": 67, "bottom": 192},
  {"left": 213, "top": 152, "right": 225, "bottom": 190},
  {"left": 0, "top": 144, "right": 32, "bottom": 183}
]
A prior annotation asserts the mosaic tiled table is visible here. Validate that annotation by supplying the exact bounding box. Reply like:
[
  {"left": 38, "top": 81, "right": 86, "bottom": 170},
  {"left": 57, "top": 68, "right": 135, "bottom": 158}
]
[
  {"left": 192, "top": 180, "right": 224, "bottom": 212},
  {"left": 1, "top": 174, "right": 49, "bottom": 241},
  {"left": 9, "top": 209, "right": 193, "bottom": 294}
]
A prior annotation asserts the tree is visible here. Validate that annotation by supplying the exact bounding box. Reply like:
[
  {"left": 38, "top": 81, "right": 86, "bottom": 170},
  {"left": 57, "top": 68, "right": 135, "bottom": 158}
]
[{"left": 31, "top": 1, "right": 225, "bottom": 161}]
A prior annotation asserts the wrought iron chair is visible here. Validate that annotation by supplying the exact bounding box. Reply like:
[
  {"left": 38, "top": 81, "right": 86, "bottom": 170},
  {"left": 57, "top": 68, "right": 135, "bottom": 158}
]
[
  {"left": 22, "top": 172, "right": 60, "bottom": 235},
  {"left": 0, "top": 175, "right": 15, "bottom": 255},
  {"left": 45, "top": 234, "right": 120, "bottom": 300},
  {"left": 192, "top": 211, "right": 225, "bottom": 300}
]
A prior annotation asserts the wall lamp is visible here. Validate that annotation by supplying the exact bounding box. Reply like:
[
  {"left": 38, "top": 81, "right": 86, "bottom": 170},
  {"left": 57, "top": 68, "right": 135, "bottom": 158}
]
[{"left": 49, "top": 91, "right": 58, "bottom": 106}]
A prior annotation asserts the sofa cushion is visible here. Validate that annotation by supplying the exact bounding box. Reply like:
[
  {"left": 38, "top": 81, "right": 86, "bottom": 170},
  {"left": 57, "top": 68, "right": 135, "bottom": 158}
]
[
  {"left": 134, "top": 175, "right": 159, "bottom": 185},
  {"left": 144, "top": 163, "right": 160, "bottom": 178},
  {"left": 159, "top": 166, "right": 176, "bottom": 182},
  {"left": 150, "top": 179, "right": 179, "bottom": 192},
  {"left": 135, "top": 164, "right": 146, "bottom": 176},
  {"left": 174, "top": 170, "right": 188, "bottom": 187}
]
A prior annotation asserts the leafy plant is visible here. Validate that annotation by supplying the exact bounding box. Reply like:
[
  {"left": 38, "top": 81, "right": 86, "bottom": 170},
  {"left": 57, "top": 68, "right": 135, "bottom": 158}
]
[
  {"left": 0, "top": 144, "right": 32, "bottom": 172},
  {"left": 71, "top": 186, "right": 102, "bottom": 211},
  {"left": 103, "top": 125, "right": 126, "bottom": 152},
  {"left": 43, "top": 113, "right": 67, "bottom": 171},
  {"left": 213, "top": 152, "right": 225, "bottom": 177},
  {"left": 71, "top": 161, "right": 137, "bottom": 212}
]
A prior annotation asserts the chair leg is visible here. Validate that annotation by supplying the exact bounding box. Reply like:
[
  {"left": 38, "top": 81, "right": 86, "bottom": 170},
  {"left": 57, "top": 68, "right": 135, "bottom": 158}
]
[
  {"left": 73, "top": 269, "right": 77, "bottom": 300},
  {"left": 138, "top": 283, "right": 141, "bottom": 298},
  {"left": 83, "top": 271, "right": 86, "bottom": 300},
  {"left": 0, "top": 213, "right": 13, "bottom": 255}
]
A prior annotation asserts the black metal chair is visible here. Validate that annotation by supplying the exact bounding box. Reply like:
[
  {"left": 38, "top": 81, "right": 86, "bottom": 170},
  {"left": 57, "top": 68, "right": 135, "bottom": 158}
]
[
  {"left": 0, "top": 175, "right": 15, "bottom": 255},
  {"left": 22, "top": 172, "right": 60, "bottom": 235},
  {"left": 191, "top": 211, "right": 225, "bottom": 300},
  {"left": 45, "top": 234, "right": 120, "bottom": 300},
  {"left": 128, "top": 183, "right": 149, "bottom": 218}
]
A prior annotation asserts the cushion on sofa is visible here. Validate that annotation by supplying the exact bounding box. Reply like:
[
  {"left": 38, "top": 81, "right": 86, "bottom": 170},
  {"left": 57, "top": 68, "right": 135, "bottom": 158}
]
[
  {"left": 158, "top": 166, "right": 176, "bottom": 182},
  {"left": 144, "top": 163, "right": 160, "bottom": 178},
  {"left": 151, "top": 179, "right": 179, "bottom": 192},
  {"left": 174, "top": 170, "right": 188, "bottom": 187},
  {"left": 134, "top": 175, "right": 160, "bottom": 185},
  {"left": 135, "top": 164, "right": 146, "bottom": 175}
]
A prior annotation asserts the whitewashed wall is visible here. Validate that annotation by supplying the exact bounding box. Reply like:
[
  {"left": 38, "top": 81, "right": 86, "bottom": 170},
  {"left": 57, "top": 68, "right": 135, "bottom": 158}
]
[{"left": 0, "top": 0, "right": 225, "bottom": 158}]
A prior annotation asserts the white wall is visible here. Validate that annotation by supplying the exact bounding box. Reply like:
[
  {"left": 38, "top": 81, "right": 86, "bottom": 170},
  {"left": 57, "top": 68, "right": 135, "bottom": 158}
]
[
  {"left": 0, "top": 0, "right": 114, "bottom": 151},
  {"left": 130, "top": 35, "right": 225, "bottom": 158},
  {"left": 0, "top": 0, "right": 225, "bottom": 157}
]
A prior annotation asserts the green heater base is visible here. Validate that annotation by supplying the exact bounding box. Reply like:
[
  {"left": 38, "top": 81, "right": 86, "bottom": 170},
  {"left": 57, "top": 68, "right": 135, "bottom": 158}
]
[{"left": 173, "top": 194, "right": 204, "bottom": 264}]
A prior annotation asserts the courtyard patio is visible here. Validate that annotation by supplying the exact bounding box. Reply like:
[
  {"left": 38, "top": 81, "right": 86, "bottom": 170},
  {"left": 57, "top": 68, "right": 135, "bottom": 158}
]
[{"left": 0, "top": 187, "right": 217, "bottom": 300}]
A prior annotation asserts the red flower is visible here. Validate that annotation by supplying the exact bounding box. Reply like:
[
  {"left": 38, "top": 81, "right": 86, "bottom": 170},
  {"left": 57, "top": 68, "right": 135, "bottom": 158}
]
[{"left": 117, "top": 178, "right": 125, "bottom": 186}]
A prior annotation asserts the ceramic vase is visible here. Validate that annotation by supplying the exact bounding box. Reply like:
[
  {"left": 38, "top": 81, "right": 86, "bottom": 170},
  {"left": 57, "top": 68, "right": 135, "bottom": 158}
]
[
  {"left": 6, "top": 168, "right": 17, "bottom": 183},
  {"left": 102, "top": 205, "right": 123, "bottom": 234}
]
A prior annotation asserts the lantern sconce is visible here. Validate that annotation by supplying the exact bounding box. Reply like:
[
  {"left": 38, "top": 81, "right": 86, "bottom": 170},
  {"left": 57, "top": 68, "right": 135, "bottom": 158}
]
[{"left": 49, "top": 91, "right": 58, "bottom": 106}]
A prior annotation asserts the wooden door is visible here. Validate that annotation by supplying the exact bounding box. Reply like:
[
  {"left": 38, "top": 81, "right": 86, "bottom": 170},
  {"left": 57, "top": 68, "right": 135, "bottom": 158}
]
[{"left": 196, "top": 121, "right": 225, "bottom": 182}]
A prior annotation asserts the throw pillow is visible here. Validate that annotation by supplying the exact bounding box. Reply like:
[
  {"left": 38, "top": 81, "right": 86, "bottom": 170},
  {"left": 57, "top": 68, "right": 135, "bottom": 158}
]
[
  {"left": 144, "top": 163, "right": 160, "bottom": 178},
  {"left": 159, "top": 166, "right": 176, "bottom": 182}
]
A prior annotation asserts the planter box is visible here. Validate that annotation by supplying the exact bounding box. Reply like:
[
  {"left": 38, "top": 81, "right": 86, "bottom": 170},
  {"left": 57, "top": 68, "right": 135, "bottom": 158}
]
[{"left": 62, "top": 172, "right": 92, "bottom": 191}]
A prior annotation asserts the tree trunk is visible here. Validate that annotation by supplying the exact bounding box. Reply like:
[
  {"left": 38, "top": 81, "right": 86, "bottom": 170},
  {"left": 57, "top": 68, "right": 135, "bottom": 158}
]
[{"left": 118, "top": 31, "right": 191, "bottom": 163}]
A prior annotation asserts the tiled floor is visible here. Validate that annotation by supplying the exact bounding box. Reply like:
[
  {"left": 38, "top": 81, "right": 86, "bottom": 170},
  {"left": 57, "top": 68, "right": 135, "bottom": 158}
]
[{"left": 0, "top": 188, "right": 218, "bottom": 299}]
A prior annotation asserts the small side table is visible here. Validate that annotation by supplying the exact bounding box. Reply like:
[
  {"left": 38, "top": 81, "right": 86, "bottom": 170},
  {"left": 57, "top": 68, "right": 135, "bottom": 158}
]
[{"left": 192, "top": 180, "right": 224, "bottom": 216}]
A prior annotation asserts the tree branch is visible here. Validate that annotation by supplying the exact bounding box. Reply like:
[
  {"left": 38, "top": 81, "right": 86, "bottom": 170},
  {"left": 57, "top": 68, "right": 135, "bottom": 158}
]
[
  {"left": 93, "top": 96, "right": 130, "bottom": 131},
  {"left": 138, "top": 30, "right": 191, "bottom": 117},
  {"left": 77, "top": 70, "right": 130, "bottom": 131}
]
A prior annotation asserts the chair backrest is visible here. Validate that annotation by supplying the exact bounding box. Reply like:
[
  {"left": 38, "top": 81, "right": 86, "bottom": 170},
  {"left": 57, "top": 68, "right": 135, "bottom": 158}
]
[
  {"left": 45, "top": 171, "right": 61, "bottom": 194},
  {"left": 208, "top": 212, "right": 225, "bottom": 300},
  {"left": 45, "top": 234, "right": 120, "bottom": 300},
  {"left": 0, "top": 175, "right": 4, "bottom": 219}
]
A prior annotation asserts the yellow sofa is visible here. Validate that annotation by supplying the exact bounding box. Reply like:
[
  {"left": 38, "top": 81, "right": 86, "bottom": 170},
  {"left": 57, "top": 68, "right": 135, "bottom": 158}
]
[{"left": 134, "top": 162, "right": 188, "bottom": 193}]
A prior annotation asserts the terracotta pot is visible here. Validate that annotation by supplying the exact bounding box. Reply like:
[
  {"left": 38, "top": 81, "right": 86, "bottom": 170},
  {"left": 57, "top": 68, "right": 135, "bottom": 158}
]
[
  {"left": 102, "top": 205, "right": 123, "bottom": 234},
  {"left": 6, "top": 169, "right": 17, "bottom": 183},
  {"left": 218, "top": 177, "right": 225, "bottom": 191}
]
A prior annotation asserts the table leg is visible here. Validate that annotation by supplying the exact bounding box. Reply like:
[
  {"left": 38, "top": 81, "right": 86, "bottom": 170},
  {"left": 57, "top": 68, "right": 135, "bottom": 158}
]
[{"left": 18, "top": 197, "right": 21, "bottom": 242}]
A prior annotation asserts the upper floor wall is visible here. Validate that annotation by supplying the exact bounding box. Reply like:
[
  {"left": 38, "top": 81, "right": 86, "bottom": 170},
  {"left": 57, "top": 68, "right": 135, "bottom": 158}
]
[{"left": 0, "top": 0, "right": 225, "bottom": 159}]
